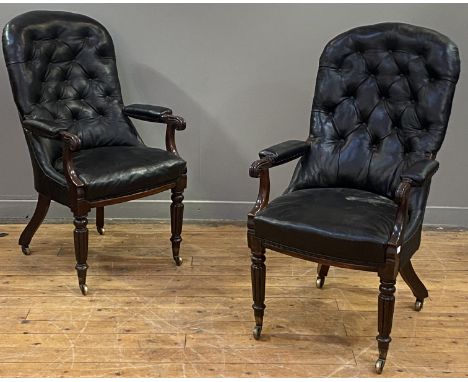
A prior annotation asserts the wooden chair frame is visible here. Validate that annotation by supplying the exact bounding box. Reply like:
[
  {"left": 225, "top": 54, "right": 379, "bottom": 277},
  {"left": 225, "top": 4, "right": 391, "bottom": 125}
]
[
  {"left": 19, "top": 115, "right": 187, "bottom": 296},
  {"left": 247, "top": 150, "right": 429, "bottom": 374}
]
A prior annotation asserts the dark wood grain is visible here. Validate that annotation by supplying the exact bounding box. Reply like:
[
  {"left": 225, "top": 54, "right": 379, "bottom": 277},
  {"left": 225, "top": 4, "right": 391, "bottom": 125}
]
[
  {"left": 18, "top": 193, "right": 50, "bottom": 255},
  {"left": 73, "top": 215, "right": 89, "bottom": 296},
  {"left": 249, "top": 234, "right": 266, "bottom": 340},
  {"left": 399, "top": 260, "right": 428, "bottom": 303},
  {"left": 170, "top": 175, "right": 186, "bottom": 266},
  {"left": 96, "top": 207, "right": 104, "bottom": 235}
]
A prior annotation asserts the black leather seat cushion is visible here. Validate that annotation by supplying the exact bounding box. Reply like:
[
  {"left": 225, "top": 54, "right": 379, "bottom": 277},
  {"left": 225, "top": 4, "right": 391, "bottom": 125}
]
[
  {"left": 254, "top": 188, "right": 399, "bottom": 265},
  {"left": 54, "top": 146, "right": 186, "bottom": 201}
]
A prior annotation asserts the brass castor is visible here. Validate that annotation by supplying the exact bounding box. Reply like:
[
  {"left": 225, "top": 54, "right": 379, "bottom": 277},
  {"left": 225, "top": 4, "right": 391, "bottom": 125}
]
[
  {"left": 316, "top": 276, "right": 325, "bottom": 289},
  {"left": 174, "top": 257, "right": 183, "bottom": 266},
  {"left": 252, "top": 325, "right": 262, "bottom": 340},
  {"left": 375, "top": 358, "right": 385, "bottom": 374},
  {"left": 21, "top": 245, "right": 31, "bottom": 256},
  {"left": 414, "top": 299, "right": 424, "bottom": 312},
  {"left": 97, "top": 227, "right": 105, "bottom": 235},
  {"left": 79, "top": 284, "right": 88, "bottom": 296}
]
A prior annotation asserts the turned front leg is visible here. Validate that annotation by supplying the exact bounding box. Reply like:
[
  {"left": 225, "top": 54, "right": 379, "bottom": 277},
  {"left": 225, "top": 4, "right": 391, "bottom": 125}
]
[
  {"left": 170, "top": 181, "right": 185, "bottom": 266},
  {"left": 376, "top": 277, "right": 396, "bottom": 373},
  {"left": 74, "top": 215, "right": 89, "bottom": 295},
  {"left": 250, "top": 236, "right": 266, "bottom": 340}
]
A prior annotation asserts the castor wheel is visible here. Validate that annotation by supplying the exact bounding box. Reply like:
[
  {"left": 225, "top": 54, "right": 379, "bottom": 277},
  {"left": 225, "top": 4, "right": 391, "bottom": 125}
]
[
  {"left": 174, "top": 257, "right": 183, "bottom": 266},
  {"left": 252, "top": 325, "right": 262, "bottom": 340},
  {"left": 21, "top": 245, "right": 31, "bottom": 256},
  {"left": 316, "top": 276, "right": 325, "bottom": 289},
  {"left": 79, "top": 284, "right": 88, "bottom": 296},
  {"left": 375, "top": 358, "right": 386, "bottom": 374},
  {"left": 414, "top": 299, "right": 424, "bottom": 312},
  {"left": 97, "top": 227, "right": 105, "bottom": 235}
]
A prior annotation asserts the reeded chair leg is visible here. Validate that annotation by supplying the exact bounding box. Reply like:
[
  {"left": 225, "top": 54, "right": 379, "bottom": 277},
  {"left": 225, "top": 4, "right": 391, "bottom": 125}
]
[
  {"left": 96, "top": 206, "right": 105, "bottom": 235},
  {"left": 18, "top": 194, "right": 51, "bottom": 255},
  {"left": 316, "top": 264, "right": 330, "bottom": 289},
  {"left": 170, "top": 182, "right": 185, "bottom": 266},
  {"left": 250, "top": 236, "right": 266, "bottom": 340},
  {"left": 375, "top": 276, "right": 397, "bottom": 374},
  {"left": 73, "top": 215, "right": 89, "bottom": 296},
  {"left": 399, "top": 260, "right": 428, "bottom": 311}
]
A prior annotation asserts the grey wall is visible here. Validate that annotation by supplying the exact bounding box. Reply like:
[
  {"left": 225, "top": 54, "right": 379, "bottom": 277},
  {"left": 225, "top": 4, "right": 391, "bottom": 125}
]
[{"left": 0, "top": 4, "right": 467, "bottom": 225}]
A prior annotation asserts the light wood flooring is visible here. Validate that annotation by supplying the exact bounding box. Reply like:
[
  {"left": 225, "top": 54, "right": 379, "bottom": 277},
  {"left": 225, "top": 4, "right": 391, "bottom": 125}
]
[{"left": 0, "top": 222, "right": 467, "bottom": 377}]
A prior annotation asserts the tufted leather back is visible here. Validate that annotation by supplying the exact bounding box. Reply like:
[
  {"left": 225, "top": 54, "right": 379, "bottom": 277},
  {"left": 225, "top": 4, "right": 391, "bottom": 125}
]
[
  {"left": 288, "top": 23, "right": 460, "bottom": 199},
  {"left": 3, "top": 10, "right": 140, "bottom": 150}
]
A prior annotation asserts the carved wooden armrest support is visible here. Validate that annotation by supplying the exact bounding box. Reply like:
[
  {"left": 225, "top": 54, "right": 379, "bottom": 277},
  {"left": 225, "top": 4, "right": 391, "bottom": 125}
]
[
  {"left": 387, "top": 180, "right": 412, "bottom": 252},
  {"left": 162, "top": 114, "right": 186, "bottom": 131},
  {"left": 59, "top": 131, "right": 81, "bottom": 152},
  {"left": 58, "top": 131, "right": 84, "bottom": 188},
  {"left": 249, "top": 157, "right": 273, "bottom": 178},
  {"left": 165, "top": 116, "right": 185, "bottom": 158},
  {"left": 247, "top": 159, "right": 271, "bottom": 231}
]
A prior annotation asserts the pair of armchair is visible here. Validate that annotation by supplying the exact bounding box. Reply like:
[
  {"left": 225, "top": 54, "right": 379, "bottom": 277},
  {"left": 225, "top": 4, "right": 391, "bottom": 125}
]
[{"left": 3, "top": 11, "right": 460, "bottom": 374}]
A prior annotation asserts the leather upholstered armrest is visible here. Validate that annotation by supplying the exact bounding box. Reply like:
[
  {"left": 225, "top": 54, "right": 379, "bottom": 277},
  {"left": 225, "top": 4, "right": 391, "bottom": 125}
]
[
  {"left": 23, "top": 118, "right": 70, "bottom": 139},
  {"left": 123, "top": 104, "right": 186, "bottom": 131},
  {"left": 23, "top": 119, "right": 81, "bottom": 151},
  {"left": 259, "top": 140, "right": 309, "bottom": 166},
  {"left": 250, "top": 140, "right": 308, "bottom": 178},
  {"left": 123, "top": 104, "right": 173, "bottom": 123},
  {"left": 401, "top": 159, "right": 439, "bottom": 186},
  {"left": 124, "top": 104, "right": 186, "bottom": 156}
]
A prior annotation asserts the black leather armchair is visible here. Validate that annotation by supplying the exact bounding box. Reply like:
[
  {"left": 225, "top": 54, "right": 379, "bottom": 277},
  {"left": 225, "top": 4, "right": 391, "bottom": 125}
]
[
  {"left": 247, "top": 23, "right": 460, "bottom": 374},
  {"left": 2, "top": 11, "right": 188, "bottom": 295}
]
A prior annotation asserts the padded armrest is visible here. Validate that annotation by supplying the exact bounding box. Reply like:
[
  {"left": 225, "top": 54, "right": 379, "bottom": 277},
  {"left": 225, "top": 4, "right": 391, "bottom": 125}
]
[
  {"left": 401, "top": 158, "right": 439, "bottom": 186},
  {"left": 259, "top": 140, "right": 309, "bottom": 166},
  {"left": 22, "top": 118, "right": 69, "bottom": 139},
  {"left": 123, "top": 104, "right": 173, "bottom": 123}
]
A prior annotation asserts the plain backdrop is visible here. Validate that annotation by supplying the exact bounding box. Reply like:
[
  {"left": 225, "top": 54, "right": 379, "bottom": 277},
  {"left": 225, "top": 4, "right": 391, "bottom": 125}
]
[{"left": 0, "top": 4, "right": 466, "bottom": 225}]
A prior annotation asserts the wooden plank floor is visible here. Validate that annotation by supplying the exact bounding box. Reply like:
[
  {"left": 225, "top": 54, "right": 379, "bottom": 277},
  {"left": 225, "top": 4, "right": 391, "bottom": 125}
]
[{"left": 0, "top": 222, "right": 467, "bottom": 377}]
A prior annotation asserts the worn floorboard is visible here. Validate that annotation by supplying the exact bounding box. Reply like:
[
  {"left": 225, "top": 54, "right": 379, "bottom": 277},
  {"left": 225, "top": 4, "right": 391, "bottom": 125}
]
[{"left": 0, "top": 223, "right": 467, "bottom": 377}]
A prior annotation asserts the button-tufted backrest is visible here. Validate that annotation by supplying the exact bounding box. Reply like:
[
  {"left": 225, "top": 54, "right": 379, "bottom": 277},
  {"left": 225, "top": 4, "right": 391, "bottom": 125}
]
[
  {"left": 288, "top": 23, "right": 460, "bottom": 199},
  {"left": 3, "top": 10, "right": 140, "bottom": 150}
]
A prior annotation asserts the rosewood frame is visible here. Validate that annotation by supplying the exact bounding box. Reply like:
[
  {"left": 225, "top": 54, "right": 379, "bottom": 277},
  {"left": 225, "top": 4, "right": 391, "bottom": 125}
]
[
  {"left": 19, "top": 114, "right": 187, "bottom": 296},
  {"left": 247, "top": 145, "right": 429, "bottom": 374}
]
